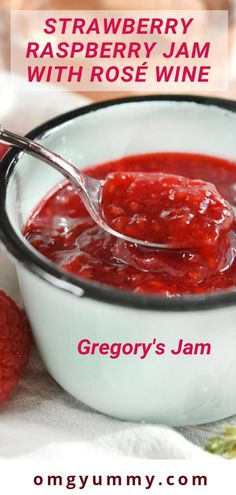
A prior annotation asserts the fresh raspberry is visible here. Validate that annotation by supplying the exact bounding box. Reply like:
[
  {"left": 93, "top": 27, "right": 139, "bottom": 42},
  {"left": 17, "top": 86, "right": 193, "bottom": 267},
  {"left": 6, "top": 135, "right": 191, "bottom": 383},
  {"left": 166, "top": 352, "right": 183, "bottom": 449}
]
[{"left": 0, "top": 290, "right": 31, "bottom": 403}]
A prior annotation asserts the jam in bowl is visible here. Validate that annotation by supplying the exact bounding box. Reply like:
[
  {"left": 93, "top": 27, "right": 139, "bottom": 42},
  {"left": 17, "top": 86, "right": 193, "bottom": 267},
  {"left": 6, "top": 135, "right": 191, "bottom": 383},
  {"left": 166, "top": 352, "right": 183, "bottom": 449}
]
[
  {"left": 24, "top": 152, "right": 236, "bottom": 297},
  {"left": 1, "top": 96, "right": 236, "bottom": 426}
]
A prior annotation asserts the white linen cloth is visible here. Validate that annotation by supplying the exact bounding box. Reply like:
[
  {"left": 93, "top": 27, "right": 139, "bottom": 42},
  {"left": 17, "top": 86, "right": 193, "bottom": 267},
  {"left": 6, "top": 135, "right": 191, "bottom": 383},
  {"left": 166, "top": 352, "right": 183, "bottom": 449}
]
[{"left": 0, "top": 71, "right": 234, "bottom": 462}]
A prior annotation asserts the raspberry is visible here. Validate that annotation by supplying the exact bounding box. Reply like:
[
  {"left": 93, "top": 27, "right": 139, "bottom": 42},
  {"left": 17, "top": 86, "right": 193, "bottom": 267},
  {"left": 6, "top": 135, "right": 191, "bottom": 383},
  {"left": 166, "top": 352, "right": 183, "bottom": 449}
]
[{"left": 0, "top": 291, "right": 31, "bottom": 403}]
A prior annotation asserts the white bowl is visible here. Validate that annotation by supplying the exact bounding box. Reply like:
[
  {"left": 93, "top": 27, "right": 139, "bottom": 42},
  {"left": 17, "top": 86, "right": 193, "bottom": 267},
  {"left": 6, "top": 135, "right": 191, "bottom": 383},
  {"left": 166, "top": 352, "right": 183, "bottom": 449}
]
[{"left": 1, "top": 95, "right": 236, "bottom": 426}]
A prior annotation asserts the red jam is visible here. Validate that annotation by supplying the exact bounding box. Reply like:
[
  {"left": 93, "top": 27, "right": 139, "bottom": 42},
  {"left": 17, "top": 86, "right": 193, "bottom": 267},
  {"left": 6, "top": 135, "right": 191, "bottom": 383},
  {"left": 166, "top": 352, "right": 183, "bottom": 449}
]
[
  {"left": 102, "top": 172, "right": 233, "bottom": 266},
  {"left": 0, "top": 144, "right": 9, "bottom": 158},
  {"left": 24, "top": 153, "right": 236, "bottom": 297}
]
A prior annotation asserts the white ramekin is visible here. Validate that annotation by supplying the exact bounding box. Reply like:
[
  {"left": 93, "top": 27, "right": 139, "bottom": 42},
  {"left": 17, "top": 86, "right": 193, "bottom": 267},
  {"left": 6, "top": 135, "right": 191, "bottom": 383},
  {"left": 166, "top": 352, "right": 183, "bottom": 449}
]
[{"left": 1, "top": 95, "right": 236, "bottom": 426}]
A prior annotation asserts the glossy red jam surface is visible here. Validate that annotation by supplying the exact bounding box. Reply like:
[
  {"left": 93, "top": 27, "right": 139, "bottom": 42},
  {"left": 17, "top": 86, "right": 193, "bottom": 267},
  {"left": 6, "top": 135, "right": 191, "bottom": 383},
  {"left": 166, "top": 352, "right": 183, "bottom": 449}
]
[
  {"left": 102, "top": 172, "right": 233, "bottom": 266},
  {"left": 24, "top": 153, "right": 236, "bottom": 296},
  {"left": 0, "top": 144, "right": 9, "bottom": 158}
]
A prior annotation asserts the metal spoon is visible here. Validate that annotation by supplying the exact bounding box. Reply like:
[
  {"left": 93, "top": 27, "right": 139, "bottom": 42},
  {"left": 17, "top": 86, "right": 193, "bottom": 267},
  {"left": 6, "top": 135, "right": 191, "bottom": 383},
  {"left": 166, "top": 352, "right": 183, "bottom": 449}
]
[{"left": 0, "top": 125, "right": 172, "bottom": 249}]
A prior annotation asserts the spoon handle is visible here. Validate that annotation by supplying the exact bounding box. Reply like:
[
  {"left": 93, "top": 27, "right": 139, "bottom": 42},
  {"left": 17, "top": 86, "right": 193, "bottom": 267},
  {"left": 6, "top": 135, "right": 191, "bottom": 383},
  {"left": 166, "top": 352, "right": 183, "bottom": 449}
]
[{"left": 0, "top": 125, "right": 87, "bottom": 193}]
